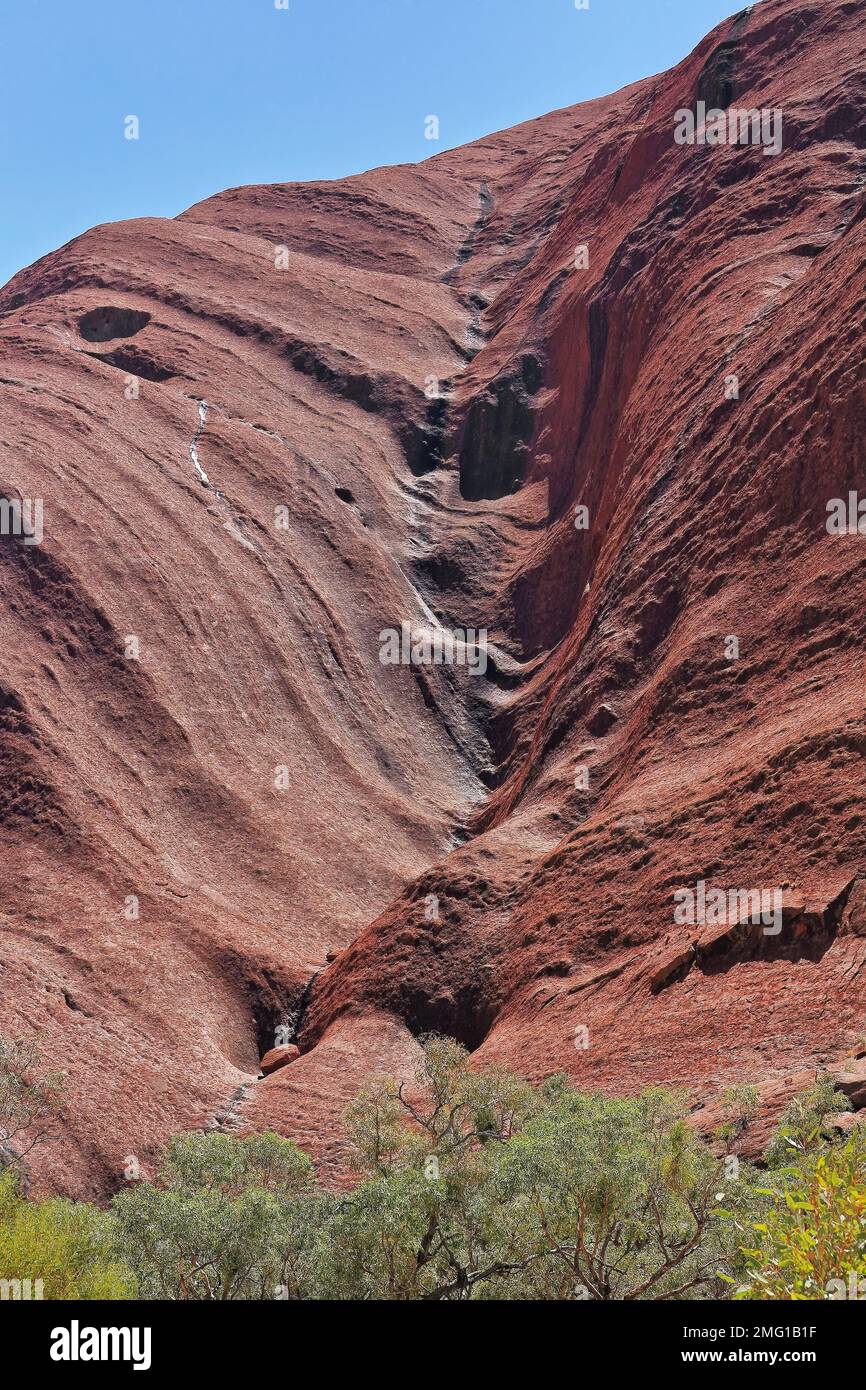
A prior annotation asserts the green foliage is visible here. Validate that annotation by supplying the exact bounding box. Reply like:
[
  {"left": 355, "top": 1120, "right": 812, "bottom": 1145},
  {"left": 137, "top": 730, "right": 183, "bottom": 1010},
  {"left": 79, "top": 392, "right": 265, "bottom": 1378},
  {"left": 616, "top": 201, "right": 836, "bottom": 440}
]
[
  {"left": 765, "top": 1076, "right": 851, "bottom": 1168},
  {"left": 331, "top": 1041, "right": 755, "bottom": 1300},
  {"left": 736, "top": 1136, "right": 866, "bottom": 1299},
  {"left": 327, "top": 1037, "right": 541, "bottom": 1299},
  {"left": 715, "top": 1085, "right": 760, "bottom": 1145},
  {"left": 110, "top": 1130, "right": 328, "bottom": 1300},
  {"left": 0, "top": 1035, "right": 64, "bottom": 1174},
  {"left": 0, "top": 1035, "right": 120, "bottom": 1300},
  {"left": 0, "top": 1168, "right": 134, "bottom": 1299},
  {"left": 488, "top": 1084, "right": 759, "bottom": 1299},
  {"left": 3, "top": 1030, "right": 866, "bottom": 1301},
  {"left": 344, "top": 1035, "right": 537, "bottom": 1174}
]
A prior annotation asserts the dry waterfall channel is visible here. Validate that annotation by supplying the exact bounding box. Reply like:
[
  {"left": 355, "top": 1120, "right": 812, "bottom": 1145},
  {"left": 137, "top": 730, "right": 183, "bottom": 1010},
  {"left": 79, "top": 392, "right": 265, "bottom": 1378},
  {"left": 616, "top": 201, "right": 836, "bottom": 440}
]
[
  {"left": 189, "top": 400, "right": 216, "bottom": 491},
  {"left": 188, "top": 397, "right": 229, "bottom": 509}
]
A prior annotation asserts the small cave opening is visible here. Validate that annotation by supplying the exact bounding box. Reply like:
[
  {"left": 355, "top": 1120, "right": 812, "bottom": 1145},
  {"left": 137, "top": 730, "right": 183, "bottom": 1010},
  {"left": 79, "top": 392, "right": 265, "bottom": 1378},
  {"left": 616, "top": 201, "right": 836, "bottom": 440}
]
[
  {"left": 400, "top": 981, "right": 497, "bottom": 1053},
  {"left": 334, "top": 485, "right": 355, "bottom": 504},
  {"left": 78, "top": 306, "right": 151, "bottom": 343}
]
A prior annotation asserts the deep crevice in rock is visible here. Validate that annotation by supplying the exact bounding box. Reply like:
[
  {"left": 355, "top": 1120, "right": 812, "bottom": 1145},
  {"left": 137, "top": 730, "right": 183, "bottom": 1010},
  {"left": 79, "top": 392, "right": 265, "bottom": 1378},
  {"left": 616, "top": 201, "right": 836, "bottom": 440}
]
[
  {"left": 84, "top": 345, "right": 174, "bottom": 382},
  {"left": 457, "top": 356, "right": 543, "bottom": 501}
]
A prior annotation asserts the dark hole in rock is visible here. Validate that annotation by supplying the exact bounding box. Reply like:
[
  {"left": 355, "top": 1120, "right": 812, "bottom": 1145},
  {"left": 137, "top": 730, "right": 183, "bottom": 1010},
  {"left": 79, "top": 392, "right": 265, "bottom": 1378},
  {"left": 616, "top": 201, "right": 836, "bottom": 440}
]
[
  {"left": 415, "top": 551, "right": 465, "bottom": 592},
  {"left": 403, "top": 394, "right": 449, "bottom": 477},
  {"left": 78, "top": 306, "right": 151, "bottom": 343},
  {"left": 458, "top": 371, "right": 536, "bottom": 501},
  {"left": 401, "top": 982, "right": 495, "bottom": 1052},
  {"left": 334, "top": 486, "right": 355, "bottom": 503},
  {"left": 587, "top": 702, "right": 618, "bottom": 737}
]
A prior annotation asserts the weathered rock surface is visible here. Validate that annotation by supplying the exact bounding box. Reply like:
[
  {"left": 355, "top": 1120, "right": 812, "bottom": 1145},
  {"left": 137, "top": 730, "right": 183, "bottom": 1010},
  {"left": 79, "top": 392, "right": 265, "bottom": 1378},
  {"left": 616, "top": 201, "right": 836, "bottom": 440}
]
[{"left": 2, "top": 0, "right": 866, "bottom": 1193}]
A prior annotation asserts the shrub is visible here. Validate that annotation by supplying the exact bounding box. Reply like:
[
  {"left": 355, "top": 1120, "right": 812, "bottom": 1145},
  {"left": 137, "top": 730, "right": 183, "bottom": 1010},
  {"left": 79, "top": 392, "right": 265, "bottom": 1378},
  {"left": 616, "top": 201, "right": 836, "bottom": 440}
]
[
  {"left": 765, "top": 1076, "right": 851, "bottom": 1168},
  {"left": 6, "top": 1032, "right": 865, "bottom": 1301},
  {"left": 0, "top": 1168, "right": 134, "bottom": 1299},
  {"left": 714, "top": 1084, "right": 760, "bottom": 1145},
  {"left": 737, "top": 1136, "right": 866, "bottom": 1299},
  {"left": 109, "top": 1130, "right": 329, "bottom": 1299},
  {"left": 0, "top": 1036, "right": 64, "bottom": 1178},
  {"left": 329, "top": 1040, "right": 758, "bottom": 1300}
]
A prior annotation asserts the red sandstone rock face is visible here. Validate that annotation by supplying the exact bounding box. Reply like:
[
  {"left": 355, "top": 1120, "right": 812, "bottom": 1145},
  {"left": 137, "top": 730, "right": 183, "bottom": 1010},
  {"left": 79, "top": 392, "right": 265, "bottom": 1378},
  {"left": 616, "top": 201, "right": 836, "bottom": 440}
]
[{"left": 2, "top": 0, "right": 866, "bottom": 1195}]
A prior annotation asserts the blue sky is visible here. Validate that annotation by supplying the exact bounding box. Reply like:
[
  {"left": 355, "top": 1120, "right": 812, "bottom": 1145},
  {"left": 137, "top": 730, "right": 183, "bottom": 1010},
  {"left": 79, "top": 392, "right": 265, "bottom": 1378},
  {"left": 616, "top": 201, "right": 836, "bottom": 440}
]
[{"left": 0, "top": 0, "right": 740, "bottom": 287}]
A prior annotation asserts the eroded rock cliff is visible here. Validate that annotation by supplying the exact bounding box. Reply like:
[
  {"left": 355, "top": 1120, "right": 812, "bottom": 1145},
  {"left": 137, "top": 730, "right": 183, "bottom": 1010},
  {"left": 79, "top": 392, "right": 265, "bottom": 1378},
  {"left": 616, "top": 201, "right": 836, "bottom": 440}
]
[{"left": 2, "top": 0, "right": 865, "bottom": 1193}]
